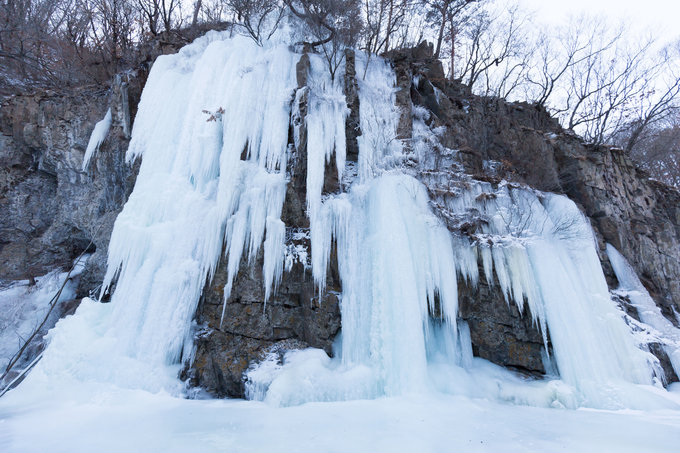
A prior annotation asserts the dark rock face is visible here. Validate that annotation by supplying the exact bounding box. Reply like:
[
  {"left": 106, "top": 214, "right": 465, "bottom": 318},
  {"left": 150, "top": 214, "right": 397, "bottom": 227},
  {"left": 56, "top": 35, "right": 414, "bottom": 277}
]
[
  {"left": 0, "top": 77, "right": 142, "bottom": 296},
  {"left": 344, "top": 49, "right": 360, "bottom": 163},
  {"left": 556, "top": 147, "right": 680, "bottom": 323},
  {"left": 458, "top": 271, "right": 549, "bottom": 376},
  {"left": 189, "top": 256, "right": 341, "bottom": 397}
]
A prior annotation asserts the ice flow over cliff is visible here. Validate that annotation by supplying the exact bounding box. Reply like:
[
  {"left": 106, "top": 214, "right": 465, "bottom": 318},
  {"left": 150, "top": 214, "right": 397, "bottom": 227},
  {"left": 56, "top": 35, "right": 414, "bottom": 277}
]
[{"left": 9, "top": 26, "right": 680, "bottom": 414}]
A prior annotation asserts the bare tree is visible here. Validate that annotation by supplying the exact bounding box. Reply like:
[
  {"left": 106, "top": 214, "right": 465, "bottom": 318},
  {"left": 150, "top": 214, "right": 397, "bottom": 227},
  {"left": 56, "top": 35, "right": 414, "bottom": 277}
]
[
  {"left": 286, "top": 0, "right": 363, "bottom": 80},
  {"left": 83, "top": 0, "right": 137, "bottom": 76},
  {"left": 363, "top": 0, "right": 413, "bottom": 55},
  {"left": 423, "top": 0, "right": 479, "bottom": 60},
  {"left": 562, "top": 36, "right": 658, "bottom": 144},
  {"left": 625, "top": 118, "right": 680, "bottom": 188},
  {"left": 619, "top": 42, "right": 680, "bottom": 152},
  {"left": 227, "top": 0, "right": 285, "bottom": 45},
  {"left": 524, "top": 18, "right": 621, "bottom": 109},
  {"left": 160, "top": 0, "right": 181, "bottom": 32},
  {"left": 191, "top": 0, "right": 202, "bottom": 27},
  {"left": 201, "top": 0, "right": 230, "bottom": 23},
  {"left": 138, "top": 0, "right": 161, "bottom": 35},
  {"left": 454, "top": 2, "right": 526, "bottom": 89}
]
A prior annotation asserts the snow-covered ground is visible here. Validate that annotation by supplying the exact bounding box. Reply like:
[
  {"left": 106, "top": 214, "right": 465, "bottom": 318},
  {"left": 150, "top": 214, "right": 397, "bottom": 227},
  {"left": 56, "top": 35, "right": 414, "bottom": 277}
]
[{"left": 1, "top": 388, "right": 680, "bottom": 452}]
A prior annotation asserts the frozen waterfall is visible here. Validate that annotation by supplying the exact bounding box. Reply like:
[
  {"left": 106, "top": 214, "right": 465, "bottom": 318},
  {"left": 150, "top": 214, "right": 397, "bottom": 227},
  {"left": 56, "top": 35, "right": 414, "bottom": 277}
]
[{"left": 13, "top": 28, "right": 680, "bottom": 411}]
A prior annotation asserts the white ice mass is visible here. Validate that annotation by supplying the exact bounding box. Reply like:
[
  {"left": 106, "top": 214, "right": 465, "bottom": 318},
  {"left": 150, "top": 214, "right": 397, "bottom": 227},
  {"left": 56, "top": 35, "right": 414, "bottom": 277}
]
[
  {"left": 2, "top": 24, "right": 680, "bottom": 452},
  {"left": 82, "top": 108, "right": 112, "bottom": 171}
]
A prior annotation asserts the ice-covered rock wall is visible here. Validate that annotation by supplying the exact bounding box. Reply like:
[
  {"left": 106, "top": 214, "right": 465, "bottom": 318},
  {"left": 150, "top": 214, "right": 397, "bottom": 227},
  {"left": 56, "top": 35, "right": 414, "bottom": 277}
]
[{"left": 7, "top": 28, "right": 680, "bottom": 410}]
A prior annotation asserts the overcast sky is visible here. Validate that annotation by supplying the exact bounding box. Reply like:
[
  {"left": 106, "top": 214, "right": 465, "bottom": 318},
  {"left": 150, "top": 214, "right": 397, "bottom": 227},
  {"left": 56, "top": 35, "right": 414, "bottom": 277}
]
[{"left": 516, "top": 0, "right": 680, "bottom": 43}]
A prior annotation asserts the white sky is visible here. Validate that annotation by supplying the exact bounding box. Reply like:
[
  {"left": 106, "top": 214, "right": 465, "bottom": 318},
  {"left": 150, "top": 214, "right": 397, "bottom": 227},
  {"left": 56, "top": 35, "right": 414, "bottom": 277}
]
[{"left": 516, "top": 0, "right": 680, "bottom": 44}]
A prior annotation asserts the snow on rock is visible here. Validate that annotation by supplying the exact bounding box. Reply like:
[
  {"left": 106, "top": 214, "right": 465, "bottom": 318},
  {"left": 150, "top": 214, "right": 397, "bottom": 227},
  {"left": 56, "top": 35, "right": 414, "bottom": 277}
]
[{"left": 607, "top": 244, "right": 680, "bottom": 379}]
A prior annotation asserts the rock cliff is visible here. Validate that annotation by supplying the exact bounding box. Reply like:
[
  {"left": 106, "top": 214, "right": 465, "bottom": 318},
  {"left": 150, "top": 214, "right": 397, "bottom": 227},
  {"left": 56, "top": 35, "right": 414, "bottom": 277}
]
[
  {"left": 0, "top": 81, "right": 138, "bottom": 297},
  {"left": 2, "top": 41, "right": 679, "bottom": 396}
]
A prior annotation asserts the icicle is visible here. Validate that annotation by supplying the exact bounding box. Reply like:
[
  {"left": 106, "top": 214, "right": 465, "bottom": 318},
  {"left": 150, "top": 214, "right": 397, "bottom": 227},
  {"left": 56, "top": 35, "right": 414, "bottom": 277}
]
[
  {"left": 263, "top": 217, "right": 286, "bottom": 305},
  {"left": 82, "top": 108, "right": 111, "bottom": 171}
]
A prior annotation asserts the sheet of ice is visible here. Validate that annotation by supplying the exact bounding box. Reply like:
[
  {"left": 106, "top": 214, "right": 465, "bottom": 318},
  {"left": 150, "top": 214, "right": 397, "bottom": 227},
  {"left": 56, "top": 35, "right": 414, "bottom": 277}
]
[
  {"left": 1, "top": 388, "right": 679, "bottom": 453},
  {"left": 258, "top": 173, "right": 462, "bottom": 403},
  {"left": 0, "top": 256, "right": 89, "bottom": 397},
  {"left": 607, "top": 244, "right": 680, "bottom": 378},
  {"left": 271, "top": 51, "right": 464, "bottom": 402},
  {"left": 0, "top": 265, "right": 84, "bottom": 375},
  {"left": 355, "top": 53, "right": 404, "bottom": 180},
  {"left": 82, "top": 108, "right": 111, "bottom": 170}
]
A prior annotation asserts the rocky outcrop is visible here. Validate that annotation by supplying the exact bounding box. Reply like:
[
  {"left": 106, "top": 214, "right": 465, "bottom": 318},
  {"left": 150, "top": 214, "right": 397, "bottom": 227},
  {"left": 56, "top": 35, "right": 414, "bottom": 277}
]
[
  {"left": 0, "top": 76, "right": 143, "bottom": 296},
  {"left": 0, "top": 30, "right": 192, "bottom": 296},
  {"left": 458, "top": 270, "right": 549, "bottom": 376},
  {"left": 188, "top": 255, "right": 341, "bottom": 397}
]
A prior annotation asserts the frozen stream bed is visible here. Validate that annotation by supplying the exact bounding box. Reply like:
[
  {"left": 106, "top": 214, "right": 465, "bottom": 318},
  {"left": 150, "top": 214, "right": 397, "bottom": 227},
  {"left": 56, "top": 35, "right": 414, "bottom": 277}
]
[{"left": 1, "top": 388, "right": 680, "bottom": 452}]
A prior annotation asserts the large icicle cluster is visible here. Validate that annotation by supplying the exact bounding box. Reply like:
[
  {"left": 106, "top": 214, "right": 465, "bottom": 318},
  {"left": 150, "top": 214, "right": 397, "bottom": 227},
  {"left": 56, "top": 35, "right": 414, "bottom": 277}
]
[
  {"left": 21, "top": 31, "right": 299, "bottom": 391},
  {"left": 103, "top": 31, "right": 298, "bottom": 366},
  {"left": 19, "top": 28, "right": 680, "bottom": 411},
  {"left": 431, "top": 182, "right": 660, "bottom": 407},
  {"left": 246, "top": 42, "right": 669, "bottom": 409}
]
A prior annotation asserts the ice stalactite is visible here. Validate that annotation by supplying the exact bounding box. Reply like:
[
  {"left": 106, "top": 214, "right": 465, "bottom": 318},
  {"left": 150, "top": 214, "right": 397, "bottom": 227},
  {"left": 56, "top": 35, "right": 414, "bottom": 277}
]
[
  {"left": 304, "top": 53, "right": 349, "bottom": 292},
  {"left": 82, "top": 108, "right": 111, "bottom": 170}
]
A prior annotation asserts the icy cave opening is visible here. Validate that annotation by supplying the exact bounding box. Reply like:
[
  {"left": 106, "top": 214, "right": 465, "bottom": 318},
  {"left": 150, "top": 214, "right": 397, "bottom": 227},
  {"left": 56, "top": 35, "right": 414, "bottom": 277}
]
[{"left": 12, "top": 23, "right": 680, "bottom": 411}]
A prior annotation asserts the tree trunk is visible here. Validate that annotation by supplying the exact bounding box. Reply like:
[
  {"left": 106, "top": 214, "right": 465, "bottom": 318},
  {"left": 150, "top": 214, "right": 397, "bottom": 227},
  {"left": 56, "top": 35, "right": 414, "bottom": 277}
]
[
  {"left": 449, "top": 15, "right": 456, "bottom": 80},
  {"left": 192, "top": 0, "right": 202, "bottom": 28},
  {"left": 434, "top": 9, "right": 446, "bottom": 60}
]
